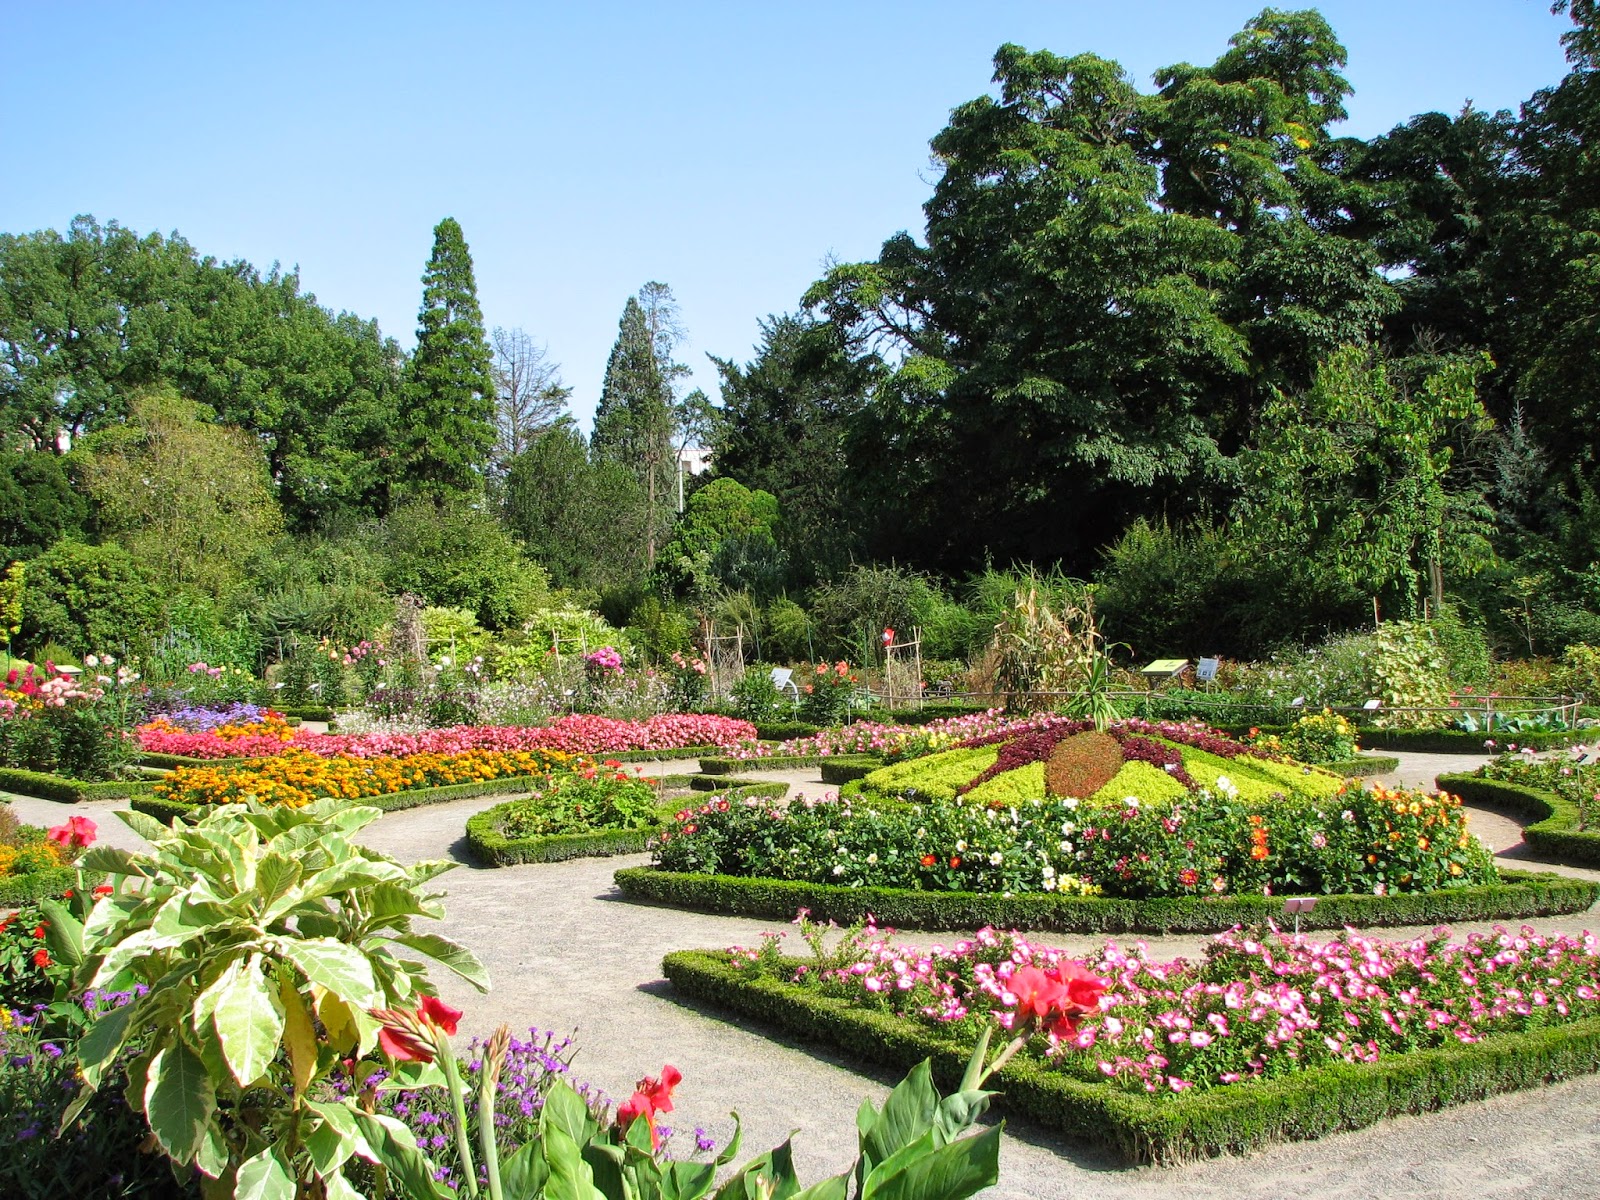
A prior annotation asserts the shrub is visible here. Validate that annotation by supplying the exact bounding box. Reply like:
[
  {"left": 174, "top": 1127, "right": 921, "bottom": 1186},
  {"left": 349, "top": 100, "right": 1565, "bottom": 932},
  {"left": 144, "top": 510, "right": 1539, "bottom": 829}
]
[
  {"left": 16, "top": 541, "right": 164, "bottom": 659},
  {"left": 729, "top": 664, "right": 789, "bottom": 723},
  {"left": 798, "top": 660, "right": 857, "bottom": 725},
  {"left": 492, "top": 769, "right": 659, "bottom": 839}
]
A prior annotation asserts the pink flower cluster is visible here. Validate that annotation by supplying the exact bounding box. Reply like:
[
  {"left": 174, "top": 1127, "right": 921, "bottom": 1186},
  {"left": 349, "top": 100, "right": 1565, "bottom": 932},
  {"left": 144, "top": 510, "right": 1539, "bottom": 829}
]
[
  {"left": 736, "top": 921, "right": 1600, "bottom": 1098},
  {"left": 724, "top": 709, "right": 1053, "bottom": 760},
  {"left": 139, "top": 713, "right": 757, "bottom": 761}
]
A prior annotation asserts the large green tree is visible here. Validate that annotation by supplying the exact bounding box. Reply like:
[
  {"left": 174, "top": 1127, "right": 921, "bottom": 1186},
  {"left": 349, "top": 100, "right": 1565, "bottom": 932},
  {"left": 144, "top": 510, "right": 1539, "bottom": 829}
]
[
  {"left": 803, "top": 10, "right": 1395, "bottom": 573},
  {"left": 592, "top": 292, "right": 677, "bottom": 566},
  {"left": 398, "top": 217, "right": 497, "bottom": 501}
]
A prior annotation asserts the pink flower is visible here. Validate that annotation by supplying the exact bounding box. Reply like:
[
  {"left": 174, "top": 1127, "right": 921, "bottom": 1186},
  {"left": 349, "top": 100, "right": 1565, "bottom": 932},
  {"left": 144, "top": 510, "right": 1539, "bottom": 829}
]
[{"left": 47, "top": 816, "right": 96, "bottom": 850}]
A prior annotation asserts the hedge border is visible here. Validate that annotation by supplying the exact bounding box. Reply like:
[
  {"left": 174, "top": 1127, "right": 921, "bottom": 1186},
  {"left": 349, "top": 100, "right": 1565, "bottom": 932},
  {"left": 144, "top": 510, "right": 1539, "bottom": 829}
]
[
  {"left": 1439, "top": 772, "right": 1600, "bottom": 868},
  {"left": 0, "top": 768, "right": 158, "bottom": 804},
  {"left": 662, "top": 949, "right": 1600, "bottom": 1165},
  {"left": 0, "top": 864, "right": 78, "bottom": 906},
  {"left": 614, "top": 866, "right": 1596, "bottom": 934},
  {"left": 819, "top": 758, "right": 884, "bottom": 784},
  {"left": 1322, "top": 754, "right": 1400, "bottom": 777},
  {"left": 754, "top": 722, "right": 821, "bottom": 741},
  {"left": 466, "top": 780, "right": 788, "bottom": 867},
  {"left": 688, "top": 776, "right": 789, "bottom": 797},
  {"left": 1216, "top": 723, "right": 1587, "bottom": 754}
]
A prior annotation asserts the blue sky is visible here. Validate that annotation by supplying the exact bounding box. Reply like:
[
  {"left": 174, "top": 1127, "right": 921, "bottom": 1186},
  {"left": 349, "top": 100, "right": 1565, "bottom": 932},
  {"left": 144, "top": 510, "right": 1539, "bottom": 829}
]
[{"left": 0, "top": 1, "right": 1575, "bottom": 428}]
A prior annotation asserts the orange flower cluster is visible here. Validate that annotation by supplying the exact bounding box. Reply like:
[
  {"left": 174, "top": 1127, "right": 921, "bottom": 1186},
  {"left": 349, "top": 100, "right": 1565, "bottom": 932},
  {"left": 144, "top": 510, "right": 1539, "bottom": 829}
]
[
  {"left": 1362, "top": 784, "right": 1473, "bottom": 879},
  {"left": 141, "top": 713, "right": 297, "bottom": 743},
  {"left": 153, "top": 746, "right": 577, "bottom": 809},
  {"left": 0, "top": 839, "right": 67, "bottom": 879},
  {"left": 1248, "top": 814, "right": 1270, "bottom": 861}
]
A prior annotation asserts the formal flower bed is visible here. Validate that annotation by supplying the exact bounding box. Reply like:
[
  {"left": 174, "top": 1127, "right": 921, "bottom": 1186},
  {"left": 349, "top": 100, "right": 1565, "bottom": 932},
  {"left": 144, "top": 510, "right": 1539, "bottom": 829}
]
[
  {"left": 150, "top": 746, "right": 580, "bottom": 809},
  {"left": 664, "top": 919, "right": 1600, "bottom": 1160},
  {"left": 135, "top": 707, "right": 296, "bottom": 758},
  {"left": 650, "top": 779, "right": 1495, "bottom": 900},
  {"left": 135, "top": 712, "right": 757, "bottom": 762},
  {"left": 723, "top": 708, "right": 1038, "bottom": 762}
]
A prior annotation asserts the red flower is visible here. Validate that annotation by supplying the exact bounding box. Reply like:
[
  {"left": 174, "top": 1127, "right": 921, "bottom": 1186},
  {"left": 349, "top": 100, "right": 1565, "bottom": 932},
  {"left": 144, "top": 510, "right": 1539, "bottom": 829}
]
[
  {"left": 949, "top": 856, "right": 962, "bottom": 868},
  {"left": 1007, "top": 966, "right": 1064, "bottom": 1020},
  {"left": 33, "top": 948, "right": 50, "bottom": 968},
  {"left": 638, "top": 1064, "right": 680, "bottom": 1113},
  {"left": 920, "top": 853, "right": 937, "bottom": 867},
  {"left": 1179, "top": 868, "right": 1200, "bottom": 888},
  {"left": 47, "top": 815, "right": 97, "bottom": 850},
  {"left": 419, "top": 994, "right": 462, "bottom": 1036},
  {"left": 616, "top": 1065, "right": 682, "bottom": 1151},
  {"left": 94, "top": 885, "right": 113, "bottom": 897},
  {"left": 377, "top": 1023, "right": 435, "bottom": 1064}
]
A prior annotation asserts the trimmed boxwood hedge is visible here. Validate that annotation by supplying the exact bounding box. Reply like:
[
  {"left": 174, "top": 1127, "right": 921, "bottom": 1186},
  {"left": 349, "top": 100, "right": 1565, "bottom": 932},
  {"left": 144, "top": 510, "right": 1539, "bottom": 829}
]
[
  {"left": 137, "top": 752, "right": 251, "bottom": 770},
  {"left": 0, "top": 768, "right": 158, "bottom": 804},
  {"left": 0, "top": 864, "right": 78, "bottom": 906},
  {"left": 614, "top": 866, "right": 1596, "bottom": 934},
  {"left": 754, "top": 722, "right": 821, "bottom": 741},
  {"left": 1218, "top": 724, "right": 1587, "bottom": 754},
  {"left": 819, "top": 757, "right": 884, "bottom": 784},
  {"left": 663, "top": 948, "right": 1600, "bottom": 1165},
  {"left": 1322, "top": 754, "right": 1400, "bottom": 777},
  {"left": 1439, "top": 772, "right": 1600, "bottom": 868},
  {"left": 130, "top": 773, "right": 544, "bottom": 825},
  {"left": 467, "top": 780, "right": 788, "bottom": 867},
  {"left": 688, "top": 776, "right": 789, "bottom": 797}
]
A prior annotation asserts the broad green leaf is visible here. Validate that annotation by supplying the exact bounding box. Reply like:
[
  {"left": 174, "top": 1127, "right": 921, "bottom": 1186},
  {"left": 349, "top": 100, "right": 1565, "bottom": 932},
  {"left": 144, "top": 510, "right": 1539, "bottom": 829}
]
[
  {"left": 862, "top": 1059, "right": 939, "bottom": 1167},
  {"left": 713, "top": 1141, "right": 799, "bottom": 1200},
  {"left": 196, "top": 1123, "right": 231, "bottom": 1181},
  {"left": 544, "top": 1124, "right": 600, "bottom": 1200},
  {"left": 254, "top": 851, "right": 303, "bottom": 920},
  {"left": 280, "top": 971, "right": 319, "bottom": 1096},
  {"left": 92, "top": 924, "right": 195, "bottom": 985},
  {"left": 76, "top": 1000, "right": 136, "bottom": 1087},
  {"left": 213, "top": 955, "right": 285, "bottom": 1086},
  {"left": 542, "top": 1081, "right": 597, "bottom": 1145},
  {"left": 117, "top": 808, "right": 172, "bottom": 843},
  {"left": 665, "top": 1158, "right": 717, "bottom": 1200},
  {"left": 78, "top": 846, "right": 149, "bottom": 877},
  {"left": 193, "top": 955, "right": 246, "bottom": 1034},
  {"left": 935, "top": 1090, "right": 994, "bottom": 1141},
  {"left": 859, "top": 1124, "right": 1001, "bottom": 1200},
  {"left": 863, "top": 1130, "right": 937, "bottom": 1192},
  {"left": 324, "top": 1170, "right": 365, "bottom": 1200},
  {"left": 281, "top": 937, "right": 379, "bottom": 1008},
  {"left": 306, "top": 1101, "right": 372, "bottom": 1175},
  {"left": 499, "top": 1137, "right": 550, "bottom": 1199},
  {"left": 389, "top": 932, "right": 489, "bottom": 992},
  {"left": 791, "top": 1175, "right": 850, "bottom": 1200},
  {"left": 37, "top": 897, "right": 84, "bottom": 967},
  {"left": 350, "top": 1110, "right": 454, "bottom": 1200},
  {"left": 235, "top": 1145, "right": 294, "bottom": 1200},
  {"left": 144, "top": 1039, "right": 216, "bottom": 1164}
]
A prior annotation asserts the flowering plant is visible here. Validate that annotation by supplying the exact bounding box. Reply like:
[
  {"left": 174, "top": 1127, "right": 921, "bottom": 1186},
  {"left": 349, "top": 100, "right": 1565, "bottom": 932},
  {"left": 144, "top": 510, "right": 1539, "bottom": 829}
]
[
  {"left": 0, "top": 661, "right": 138, "bottom": 780},
  {"left": 799, "top": 660, "right": 857, "bottom": 726},
  {"left": 583, "top": 645, "right": 625, "bottom": 675}
]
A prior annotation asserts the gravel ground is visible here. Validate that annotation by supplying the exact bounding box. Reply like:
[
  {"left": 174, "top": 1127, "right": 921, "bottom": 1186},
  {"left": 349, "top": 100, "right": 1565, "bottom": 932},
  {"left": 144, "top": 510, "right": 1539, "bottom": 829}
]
[{"left": 7, "top": 749, "right": 1600, "bottom": 1198}]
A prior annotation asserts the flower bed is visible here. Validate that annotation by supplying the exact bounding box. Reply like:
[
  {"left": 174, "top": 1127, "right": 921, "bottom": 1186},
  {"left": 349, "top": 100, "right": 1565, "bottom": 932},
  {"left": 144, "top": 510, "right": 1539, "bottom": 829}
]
[
  {"left": 616, "top": 865, "right": 1595, "bottom": 933},
  {"left": 648, "top": 776, "right": 1495, "bottom": 902},
  {"left": 150, "top": 746, "right": 578, "bottom": 809},
  {"left": 467, "top": 779, "right": 788, "bottom": 867},
  {"left": 134, "top": 712, "right": 757, "bottom": 762},
  {"left": 664, "top": 921, "right": 1600, "bottom": 1162}
]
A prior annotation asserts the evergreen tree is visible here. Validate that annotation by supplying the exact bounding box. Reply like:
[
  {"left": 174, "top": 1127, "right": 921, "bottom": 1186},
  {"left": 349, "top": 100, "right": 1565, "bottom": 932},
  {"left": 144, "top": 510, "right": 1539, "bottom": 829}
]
[
  {"left": 399, "top": 217, "right": 496, "bottom": 501},
  {"left": 592, "top": 294, "right": 676, "bottom": 566}
]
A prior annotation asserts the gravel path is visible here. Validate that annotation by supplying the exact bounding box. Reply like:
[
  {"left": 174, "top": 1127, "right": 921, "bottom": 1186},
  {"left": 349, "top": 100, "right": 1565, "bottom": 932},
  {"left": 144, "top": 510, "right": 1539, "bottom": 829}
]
[{"left": 7, "top": 749, "right": 1600, "bottom": 1198}]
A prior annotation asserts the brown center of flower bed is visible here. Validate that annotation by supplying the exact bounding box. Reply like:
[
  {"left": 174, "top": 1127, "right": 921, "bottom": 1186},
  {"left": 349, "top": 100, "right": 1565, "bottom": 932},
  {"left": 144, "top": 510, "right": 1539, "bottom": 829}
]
[{"left": 1044, "top": 730, "right": 1124, "bottom": 799}]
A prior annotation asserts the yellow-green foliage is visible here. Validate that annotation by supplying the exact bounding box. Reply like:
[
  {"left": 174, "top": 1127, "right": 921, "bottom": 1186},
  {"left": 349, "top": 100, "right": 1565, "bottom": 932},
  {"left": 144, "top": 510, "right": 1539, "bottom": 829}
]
[
  {"left": 1239, "top": 755, "right": 1345, "bottom": 798},
  {"left": 1089, "top": 760, "right": 1191, "bottom": 806},
  {"left": 860, "top": 746, "right": 999, "bottom": 803},
  {"left": 1182, "top": 757, "right": 1292, "bottom": 803},
  {"left": 965, "top": 762, "right": 1046, "bottom": 806}
]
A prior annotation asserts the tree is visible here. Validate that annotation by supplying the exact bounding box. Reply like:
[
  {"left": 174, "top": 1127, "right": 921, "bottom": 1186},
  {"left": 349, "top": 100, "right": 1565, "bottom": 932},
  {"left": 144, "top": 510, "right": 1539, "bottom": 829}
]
[
  {"left": 1236, "top": 345, "right": 1494, "bottom": 614},
  {"left": 399, "top": 217, "right": 496, "bottom": 500},
  {"left": 17, "top": 540, "right": 164, "bottom": 658},
  {"left": 0, "top": 449, "right": 86, "bottom": 561},
  {"left": 80, "top": 386, "right": 283, "bottom": 601},
  {"left": 592, "top": 293, "right": 677, "bottom": 567},
  {"left": 657, "top": 477, "right": 783, "bottom": 600},
  {"left": 379, "top": 497, "right": 550, "bottom": 630},
  {"left": 489, "top": 326, "right": 570, "bottom": 467},
  {"left": 502, "top": 425, "right": 649, "bottom": 593}
]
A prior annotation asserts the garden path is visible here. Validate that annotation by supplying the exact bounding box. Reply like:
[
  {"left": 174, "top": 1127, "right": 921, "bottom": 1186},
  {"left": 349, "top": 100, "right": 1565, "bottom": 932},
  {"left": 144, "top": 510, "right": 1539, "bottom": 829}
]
[{"left": 6, "top": 748, "right": 1600, "bottom": 1198}]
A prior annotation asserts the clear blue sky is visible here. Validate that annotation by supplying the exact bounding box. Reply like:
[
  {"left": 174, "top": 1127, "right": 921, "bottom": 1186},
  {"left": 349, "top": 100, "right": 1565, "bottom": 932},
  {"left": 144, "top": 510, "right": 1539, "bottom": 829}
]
[{"left": 0, "top": 1, "right": 1575, "bottom": 429}]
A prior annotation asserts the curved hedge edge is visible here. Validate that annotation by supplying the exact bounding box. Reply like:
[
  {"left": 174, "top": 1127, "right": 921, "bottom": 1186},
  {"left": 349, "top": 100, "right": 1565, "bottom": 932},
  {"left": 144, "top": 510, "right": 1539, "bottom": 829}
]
[
  {"left": 1361, "top": 727, "right": 1587, "bottom": 753},
  {"left": 0, "top": 865, "right": 79, "bottom": 906},
  {"left": 467, "top": 780, "right": 788, "bottom": 868},
  {"left": 130, "top": 795, "right": 198, "bottom": 825},
  {"left": 662, "top": 949, "right": 1600, "bottom": 1165},
  {"left": 687, "top": 777, "right": 789, "bottom": 798},
  {"left": 614, "top": 866, "right": 1597, "bottom": 935},
  {"left": 1322, "top": 755, "right": 1400, "bottom": 778},
  {"left": 820, "top": 758, "right": 885, "bottom": 785},
  {"left": 1440, "top": 772, "right": 1600, "bottom": 869},
  {"left": 274, "top": 706, "right": 337, "bottom": 721},
  {"left": 0, "top": 768, "right": 158, "bottom": 804},
  {"left": 697, "top": 754, "right": 823, "bottom": 775}
]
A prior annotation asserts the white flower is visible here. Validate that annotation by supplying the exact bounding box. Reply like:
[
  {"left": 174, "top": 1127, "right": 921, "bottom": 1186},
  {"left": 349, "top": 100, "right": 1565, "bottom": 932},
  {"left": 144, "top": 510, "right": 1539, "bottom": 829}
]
[
  {"left": 832, "top": 864, "right": 846, "bottom": 876},
  {"left": 989, "top": 851, "right": 1003, "bottom": 866},
  {"left": 102, "top": 655, "right": 115, "bottom": 666},
  {"left": 1062, "top": 798, "right": 1079, "bottom": 809},
  {"left": 955, "top": 839, "right": 967, "bottom": 852},
  {"left": 1123, "top": 796, "right": 1140, "bottom": 809},
  {"left": 1214, "top": 775, "right": 1238, "bottom": 798},
  {"left": 1041, "top": 876, "right": 1057, "bottom": 892},
  {"left": 866, "top": 853, "right": 878, "bottom": 864},
  {"left": 1059, "top": 839, "right": 1074, "bottom": 853},
  {"left": 439, "top": 656, "right": 452, "bottom": 667},
  {"left": 1041, "top": 864, "right": 1056, "bottom": 878},
  {"left": 84, "top": 654, "right": 99, "bottom": 667}
]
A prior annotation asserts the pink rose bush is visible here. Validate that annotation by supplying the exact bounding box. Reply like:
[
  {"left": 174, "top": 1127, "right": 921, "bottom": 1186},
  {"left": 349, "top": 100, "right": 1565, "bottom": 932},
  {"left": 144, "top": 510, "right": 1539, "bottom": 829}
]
[
  {"left": 136, "top": 711, "right": 756, "bottom": 761},
  {"left": 734, "top": 919, "right": 1600, "bottom": 1097}
]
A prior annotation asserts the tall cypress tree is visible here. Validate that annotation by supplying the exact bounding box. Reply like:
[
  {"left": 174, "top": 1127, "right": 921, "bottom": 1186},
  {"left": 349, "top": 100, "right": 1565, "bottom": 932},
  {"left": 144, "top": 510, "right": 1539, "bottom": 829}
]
[
  {"left": 400, "top": 217, "right": 496, "bottom": 500},
  {"left": 593, "top": 295, "right": 676, "bottom": 566}
]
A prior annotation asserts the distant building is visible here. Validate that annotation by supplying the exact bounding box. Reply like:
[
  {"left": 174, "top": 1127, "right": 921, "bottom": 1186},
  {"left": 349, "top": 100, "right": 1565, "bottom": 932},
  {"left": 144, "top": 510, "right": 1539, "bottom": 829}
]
[{"left": 679, "top": 447, "right": 713, "bottom": 477}]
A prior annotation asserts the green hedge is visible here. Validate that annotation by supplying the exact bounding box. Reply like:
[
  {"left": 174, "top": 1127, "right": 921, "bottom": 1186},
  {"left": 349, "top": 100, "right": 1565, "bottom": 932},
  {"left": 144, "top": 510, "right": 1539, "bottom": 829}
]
[
  {"left": 1217, "top": 724, "right": 1586, "bottom": 753},
  {"left": 687, "top": 777, "right": 789, "bottom": 798},
  {"left": 467, "top": 781, "right": 786, "bottom": 867},
  {"left": 866, "top": 704, "right": 992, "bottom": 726},
  {"left": 274, "top": 705, "right": 337, "bottom": 721},
  {"left": 0, "top": 864, "right": 78, "bottom": 906},
  {"left": 614, "top": 866, "right": 1596, "bottom": 934},
  {"left": 663, "top": 949, "right": 1600, "bottom": 1165},
  {"left": 0, "top": 768, "right": 158, "bottom": 804},
  {"left": 130, "top": 773, "right": 542, "bottom": 825},
  {"left": 819, "top": 757, "right": 884, "bottom": 785},
  {"left": 607, "top": 745, "right": 724, "bottom": 763},
  {"left": 137, "top": 752, "right": 256, "bottom": 770},
  {"left": 1439, "top": 772, "right": 1600, "bottom": 868},
  {"left": 1322, "top": 754, "right": 1399, "bottom": 777},
  {"left": 697, "top": 753, "right": 822, "bottom": 775}
]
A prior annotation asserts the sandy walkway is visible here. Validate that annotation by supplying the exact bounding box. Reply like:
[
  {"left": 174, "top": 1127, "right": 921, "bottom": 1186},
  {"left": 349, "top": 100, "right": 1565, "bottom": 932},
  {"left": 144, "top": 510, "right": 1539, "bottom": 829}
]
[{"left": 7, "top": 749, "right": 1600, "bottom": 1198}]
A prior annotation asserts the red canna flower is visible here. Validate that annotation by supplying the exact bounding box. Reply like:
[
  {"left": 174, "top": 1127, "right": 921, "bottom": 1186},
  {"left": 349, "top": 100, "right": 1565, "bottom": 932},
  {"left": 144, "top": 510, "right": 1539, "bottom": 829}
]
[
  {"left": 377, "top": 1022, "right": 435, "bottom": 1064},
  {"left": 46, "top": 815, "right": 97, "bottom": 850},
  {"left": 33, "top": 948, "right": 50, "bottom": 968},
  {"left": 418, "top": 994, "right": 462, "bottom": 1036},
  {"left": 1007, "top": 966, "right": 1064, "bottom": 1020}
]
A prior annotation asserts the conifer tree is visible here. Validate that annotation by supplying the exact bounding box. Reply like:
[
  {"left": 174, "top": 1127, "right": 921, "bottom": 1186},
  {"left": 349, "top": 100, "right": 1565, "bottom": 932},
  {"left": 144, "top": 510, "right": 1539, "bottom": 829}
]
[
  {"left": 593, "top": 294, "right": 677, "bottom": 566},
  {"left": 399, "top": 217, "right": 496, "bottom": 500}
]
